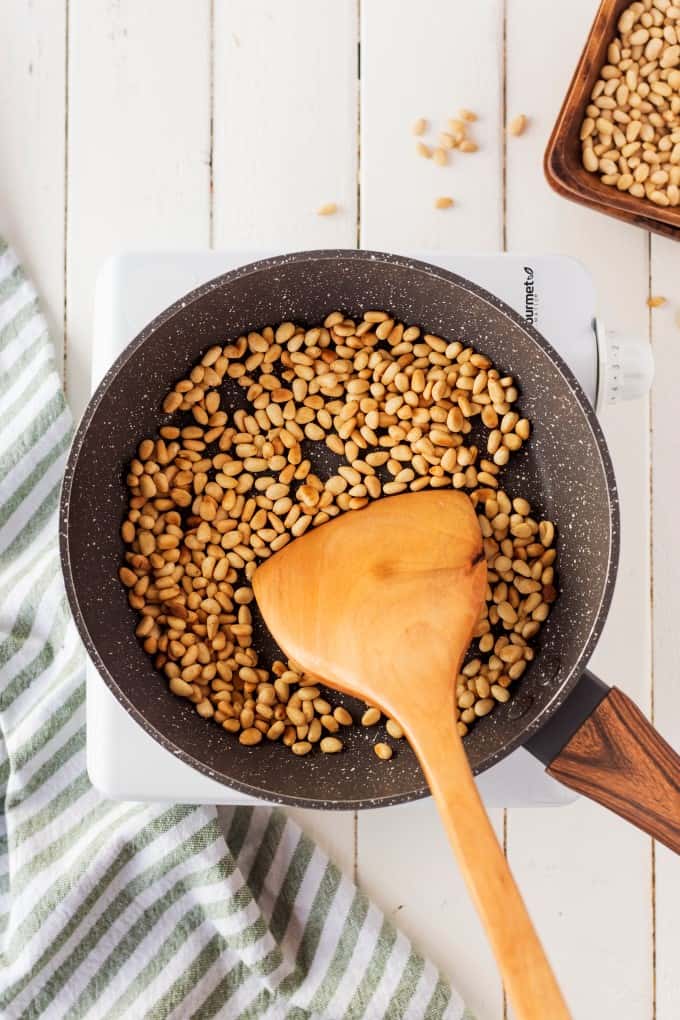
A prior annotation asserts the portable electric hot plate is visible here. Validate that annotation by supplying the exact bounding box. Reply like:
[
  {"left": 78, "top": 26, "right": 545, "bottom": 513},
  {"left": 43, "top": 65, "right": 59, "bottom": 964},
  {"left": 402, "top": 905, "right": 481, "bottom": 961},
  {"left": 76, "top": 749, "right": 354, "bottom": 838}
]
[{"left": 86, "top": 250, "right": 652, "bottom": 806}]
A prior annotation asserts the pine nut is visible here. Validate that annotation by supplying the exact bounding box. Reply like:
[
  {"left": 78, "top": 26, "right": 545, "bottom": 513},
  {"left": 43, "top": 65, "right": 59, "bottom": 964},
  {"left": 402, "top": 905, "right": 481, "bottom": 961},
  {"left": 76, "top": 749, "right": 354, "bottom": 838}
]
[
  {"left": 320, "top": 736, "right": 343, "bottom": 753},
  {"left": 508, "top": 114, "right": 527, "bottom": 136},
  {"left": 239, "top": 727, "right": 262, "bottom": 746},
  {"left": 169, "top": 677, "right": 193, "bottom": 698},
  {"left": 361, "top": 707, "right": 381, "bottom": 726},
  {"left": 124, "top": 305, "right": 555, "bottom": 758},
  {"left": 474, "top": 698, "right": 495, "bottom": 717},
  {"left": 334, "top": 706, "right": 353, "bottom": 726}
]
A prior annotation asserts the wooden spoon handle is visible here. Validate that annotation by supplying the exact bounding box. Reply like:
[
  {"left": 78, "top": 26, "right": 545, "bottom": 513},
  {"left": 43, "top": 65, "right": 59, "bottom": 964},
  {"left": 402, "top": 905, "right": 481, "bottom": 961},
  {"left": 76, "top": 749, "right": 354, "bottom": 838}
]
[{"left": 409, "top": 717, "right": 571, "bottom": 1020}]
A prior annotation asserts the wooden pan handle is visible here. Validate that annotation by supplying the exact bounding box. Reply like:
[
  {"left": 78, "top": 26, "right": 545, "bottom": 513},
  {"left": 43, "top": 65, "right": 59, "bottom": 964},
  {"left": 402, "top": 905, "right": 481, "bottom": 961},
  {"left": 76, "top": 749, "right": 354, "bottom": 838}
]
[
  {"left": 410, "top": 715, "right": 571, "bottom": 1020},
  {"left": 546, "top": 687, "right": 680, "bottom": 853}
]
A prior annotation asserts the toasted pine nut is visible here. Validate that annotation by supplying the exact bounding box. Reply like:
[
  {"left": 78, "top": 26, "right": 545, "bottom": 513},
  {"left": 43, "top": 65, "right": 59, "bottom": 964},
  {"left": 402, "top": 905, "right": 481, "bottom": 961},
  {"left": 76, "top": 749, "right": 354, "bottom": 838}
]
[
  {"left": 320, "top": 736, "right": 343, "bottom": 753},
  {"left": 124, "top": 303, "right": 553, "bottom": 759},
  {"left": 386, "top": 719, "right": 404, "bottom": 739},
  {"left": 361, "top": 707, "right": 381, "bottom": 726}
]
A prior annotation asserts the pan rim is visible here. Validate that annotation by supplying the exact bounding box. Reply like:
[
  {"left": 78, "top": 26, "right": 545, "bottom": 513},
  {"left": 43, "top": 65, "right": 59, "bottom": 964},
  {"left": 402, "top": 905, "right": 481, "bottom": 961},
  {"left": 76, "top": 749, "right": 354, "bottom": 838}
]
[{"left": 59, "top": 248, "right": 620, "bottom": 809}]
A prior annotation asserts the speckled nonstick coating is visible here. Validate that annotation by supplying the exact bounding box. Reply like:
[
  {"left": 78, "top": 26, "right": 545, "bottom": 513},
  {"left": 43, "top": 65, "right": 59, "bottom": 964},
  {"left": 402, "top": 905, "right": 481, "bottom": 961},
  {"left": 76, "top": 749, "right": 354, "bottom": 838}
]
[{"left": 59, "top": 250, "right": 619, "bottom": 809}]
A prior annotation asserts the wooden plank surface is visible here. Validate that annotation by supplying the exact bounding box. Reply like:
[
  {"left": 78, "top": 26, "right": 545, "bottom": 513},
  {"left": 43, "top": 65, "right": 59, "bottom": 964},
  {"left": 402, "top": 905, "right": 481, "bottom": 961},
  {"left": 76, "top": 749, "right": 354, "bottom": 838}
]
[
  {"left": 66, "top": 0, "right": 211, "bottom": 416},
  {"left": 359, "top": 3, "right": 505, "bottom": 1017},
  {"left": 0, "top": 0, "right": 66, "bottom": 372},
  {"left": 211, "top": 0, "right": 359, "bottom": 877},
  {"left": 360, "top": 0, "right": 503, "bottom": 254},
  {"left": 649, "top": 234, "right": 680, "bottom": 1020},
  {"left": 505, "top": 2, "right": 654, "bottom": 1017},
  {"left": 213, "top": 0, "right": 359, "bottom": 250},
  {"left": 3, "top": 1, "right": 675, "bottom": 1016}
]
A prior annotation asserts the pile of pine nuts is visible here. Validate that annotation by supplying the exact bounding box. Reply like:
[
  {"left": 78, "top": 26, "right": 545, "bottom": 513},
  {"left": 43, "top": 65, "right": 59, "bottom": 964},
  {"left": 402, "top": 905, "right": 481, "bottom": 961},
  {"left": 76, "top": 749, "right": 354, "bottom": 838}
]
[
  {"left": 413, "top": 109, "right": 480, "bottom": 163},
  {"left": 580, "top": 0, "right": 680, "bottom": 208},
  {"left": 120, "top": 310, "right": 557, "bottom": 758}
]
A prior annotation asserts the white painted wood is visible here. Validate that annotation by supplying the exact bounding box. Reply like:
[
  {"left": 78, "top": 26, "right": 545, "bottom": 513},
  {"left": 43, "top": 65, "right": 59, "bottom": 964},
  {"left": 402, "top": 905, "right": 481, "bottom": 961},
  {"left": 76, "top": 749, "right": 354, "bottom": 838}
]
[
  {"left": 66, "top": 0, "right": 211, "bottom": 418},
  {"left": 4, "top": 0, "right": 675, "bottom": 1014},
  {"left": 505, "top": 2, "right": 653, "bottom": 1017},
  {"left": 360, "top": 0, "right": 503, "bottom": 254},
  {"left": 356, "top": 799, "right": 504, "bottom": 1016},
  {"left": 211, "top": 0, "right": 359, "bottom": 871},
  {"left": 359, "top": 4, "right": 505, "bottom": 1018},
  {"left": 286, "top": 809, "right": 355, "bottom": 877},
  {"left": 0, "top": 0, "right": 65, "bottom": 371},
  {"left": 212, "top": 0, "right": 358, "bottom": 250},
  {"left": 649, "top": 235, "right": 680, "bottom": 1020}
]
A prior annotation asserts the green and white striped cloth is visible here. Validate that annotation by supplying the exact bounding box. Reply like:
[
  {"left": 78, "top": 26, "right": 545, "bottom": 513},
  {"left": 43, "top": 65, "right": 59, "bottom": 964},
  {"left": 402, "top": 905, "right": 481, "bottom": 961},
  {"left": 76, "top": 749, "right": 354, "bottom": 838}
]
[{"left": 0, "top": 240, "right": 471, "bottom": 1019}]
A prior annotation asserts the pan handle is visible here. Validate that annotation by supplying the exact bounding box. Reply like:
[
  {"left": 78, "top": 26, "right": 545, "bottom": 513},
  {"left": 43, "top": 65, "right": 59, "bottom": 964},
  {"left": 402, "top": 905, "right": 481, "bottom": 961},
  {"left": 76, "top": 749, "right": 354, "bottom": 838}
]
[{"left": 525, "top": 671, "right": 680, "bottom": 853}]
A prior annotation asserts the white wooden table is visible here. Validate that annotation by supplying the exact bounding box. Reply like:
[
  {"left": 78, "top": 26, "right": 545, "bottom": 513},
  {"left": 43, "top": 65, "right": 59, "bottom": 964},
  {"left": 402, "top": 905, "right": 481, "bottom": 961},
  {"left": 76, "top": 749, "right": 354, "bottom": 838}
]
[{"left": 1, "top": 2, "right": 678, "bottom": 1017}]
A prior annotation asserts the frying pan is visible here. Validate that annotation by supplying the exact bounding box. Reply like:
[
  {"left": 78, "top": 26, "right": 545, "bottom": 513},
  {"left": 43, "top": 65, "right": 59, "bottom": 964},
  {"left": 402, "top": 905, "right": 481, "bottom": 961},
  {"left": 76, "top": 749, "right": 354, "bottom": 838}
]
[{"left": 60, "top": 250, "right": 680, "bottom": 850}]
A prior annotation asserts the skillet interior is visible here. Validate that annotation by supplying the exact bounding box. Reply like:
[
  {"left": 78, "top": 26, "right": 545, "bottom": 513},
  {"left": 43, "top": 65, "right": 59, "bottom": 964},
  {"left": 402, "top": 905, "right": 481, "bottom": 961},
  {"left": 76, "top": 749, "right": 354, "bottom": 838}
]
[{"left": 60, "top": 250, "right": 618, "bottom": 808}]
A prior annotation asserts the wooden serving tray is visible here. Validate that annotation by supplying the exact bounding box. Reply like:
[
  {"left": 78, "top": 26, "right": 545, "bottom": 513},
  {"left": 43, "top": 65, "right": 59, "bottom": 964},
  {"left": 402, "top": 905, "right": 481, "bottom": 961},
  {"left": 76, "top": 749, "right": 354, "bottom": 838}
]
[{"left": 545, "top": 0, "right": 680, "bottom": 241}]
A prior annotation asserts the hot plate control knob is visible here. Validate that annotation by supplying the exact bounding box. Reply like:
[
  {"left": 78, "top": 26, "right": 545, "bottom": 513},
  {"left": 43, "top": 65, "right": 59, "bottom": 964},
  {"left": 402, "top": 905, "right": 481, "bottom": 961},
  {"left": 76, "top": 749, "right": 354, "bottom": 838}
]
[{"left": 596, "top": 320, "right": 654, "bottom": 410}]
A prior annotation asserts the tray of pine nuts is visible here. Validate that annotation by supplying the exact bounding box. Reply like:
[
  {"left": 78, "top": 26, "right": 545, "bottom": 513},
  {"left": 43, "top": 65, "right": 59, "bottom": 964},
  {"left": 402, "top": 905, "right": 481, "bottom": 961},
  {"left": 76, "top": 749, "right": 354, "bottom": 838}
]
[
  {"left": 119, "top": 311, "right": 557, "bottom": 760},
  {"left": 580, "top": 1, "right": 680, "bottom": 209},
  {"left": 545, "top": 0, "right": 680, "bottom": 238}
]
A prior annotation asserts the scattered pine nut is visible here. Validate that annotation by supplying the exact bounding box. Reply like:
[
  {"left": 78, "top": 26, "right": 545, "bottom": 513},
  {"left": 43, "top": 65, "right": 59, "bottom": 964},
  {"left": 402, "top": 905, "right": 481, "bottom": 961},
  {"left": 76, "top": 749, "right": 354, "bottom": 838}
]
[
  {"left": 459, "top": 108, "right": 477, "bottom": 122},
  {"left": 416, "top": 141, "right": 432, "bottom": 159},
  {"left": 433, "top": 147, "right": 448, "bottom": 166},
  {"left": 435, "top": 196, "right": 454, "bottom": 209},
  {"left": 647, "top": 295, "right": 667, "bottom": 308},
  {"left": 374, "top": 743, "right": 393, "bottom": 761},
  {"left": 448, "top": 118, "right": 466, "bottom": 135},
  {"left": 317, "top": 202, "right": 338, "bottom": 217},
  {"left": 508, "top": 114, "right": 528, "bottom": 137},
  {"left": 412, "top": 117, "right": 427, "bottom": 136},
  {"left": 459, "top": 140, "right": 478, "bottom": 153}
]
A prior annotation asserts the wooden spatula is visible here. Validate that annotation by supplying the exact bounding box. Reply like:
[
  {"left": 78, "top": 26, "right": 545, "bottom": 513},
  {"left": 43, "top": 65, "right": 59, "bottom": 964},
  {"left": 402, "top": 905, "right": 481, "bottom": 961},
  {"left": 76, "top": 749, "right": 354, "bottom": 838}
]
[{"left": 253, "top": 490, "right": 570, "bottom": 1020}]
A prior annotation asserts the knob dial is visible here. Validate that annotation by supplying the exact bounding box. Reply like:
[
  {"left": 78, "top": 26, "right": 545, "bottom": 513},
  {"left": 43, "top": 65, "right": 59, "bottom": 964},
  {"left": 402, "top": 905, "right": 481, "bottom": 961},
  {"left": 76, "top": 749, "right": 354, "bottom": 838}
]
[{"left": 596, "top": 320, "right": 654, "bottom": 411}]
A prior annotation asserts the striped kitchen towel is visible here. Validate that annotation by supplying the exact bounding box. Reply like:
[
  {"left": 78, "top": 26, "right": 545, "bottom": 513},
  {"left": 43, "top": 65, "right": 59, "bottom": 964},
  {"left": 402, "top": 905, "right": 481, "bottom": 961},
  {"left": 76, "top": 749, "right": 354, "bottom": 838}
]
[{"left": 0, "top": 239, "right": 472, "bottom": 1020}]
